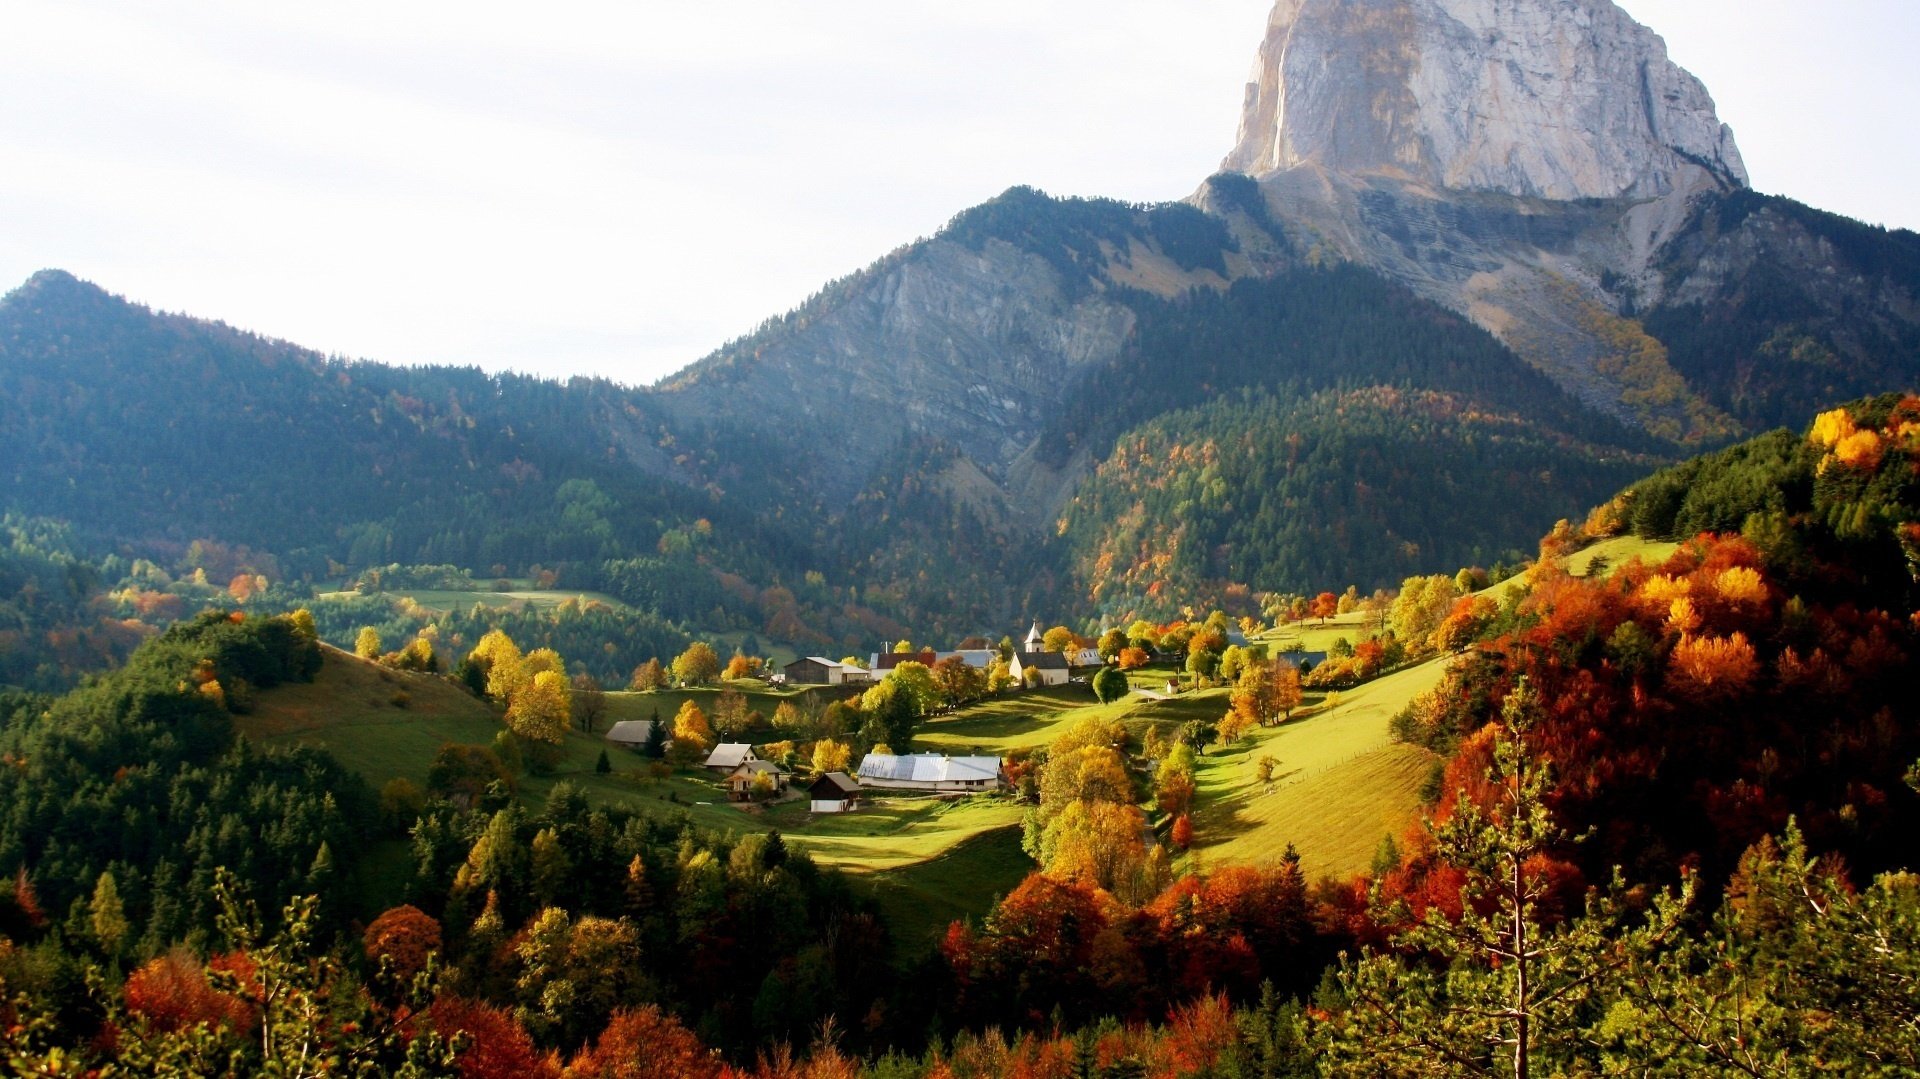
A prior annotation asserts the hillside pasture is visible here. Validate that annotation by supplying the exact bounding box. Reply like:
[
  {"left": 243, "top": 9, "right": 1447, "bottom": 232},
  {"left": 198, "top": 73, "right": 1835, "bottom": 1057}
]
[
  {"left": 860, "top": 825, "right": 1032, "bottom": 956},
  {"left": 1568, "top": 534, "right": 1681, "bottom": 578},
  {"left": 1183, "top": 656, "right": 1447, "bottom": 881},
  {"left": 240, "top": 649, "right": 1028, "bottom": 882},
  {"left": 1258, "top": 610, "right": 1379, "bottom": 656}
]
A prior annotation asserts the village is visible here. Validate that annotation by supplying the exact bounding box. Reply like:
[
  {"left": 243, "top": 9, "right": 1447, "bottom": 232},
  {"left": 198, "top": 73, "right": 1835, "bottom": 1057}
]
[
  {"left": 589, "top": 614, "right": 1308, "bottom": 824},
  {"left": 597, "top": 620, "right": 1096, "bottom": 815}
]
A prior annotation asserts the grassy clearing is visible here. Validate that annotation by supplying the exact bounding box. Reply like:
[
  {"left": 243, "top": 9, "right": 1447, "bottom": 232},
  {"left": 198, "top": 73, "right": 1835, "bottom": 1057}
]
[
  {"left": 1568, "top": 534, "right": 1681, "bottom": 578},
  {"left": 861, "top": 826, "right": 1032, "bottom": 956},
  {"left": 762, "top": 796, "right": 1027, "bottom": 872},
  {"left": 1258, "top": 611, "right": 1379, "bottom": 656},
  {"left": 1184, "top": 657, "right": 1449, "bottom": 882},
  {"left": 916, "top": 682, "right": 1113, "bottom": 754},
  {"left": 237, "top": 645, "right": 504, "bottom": 786}
]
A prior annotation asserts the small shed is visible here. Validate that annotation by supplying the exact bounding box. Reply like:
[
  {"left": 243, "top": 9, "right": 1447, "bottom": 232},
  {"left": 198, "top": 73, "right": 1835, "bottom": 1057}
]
[
  {"left": 726, "top": 759, "right": 789, "bottom": 801},
  {"left": 809, "top": 771, "right": 863, "bottom": 813}
]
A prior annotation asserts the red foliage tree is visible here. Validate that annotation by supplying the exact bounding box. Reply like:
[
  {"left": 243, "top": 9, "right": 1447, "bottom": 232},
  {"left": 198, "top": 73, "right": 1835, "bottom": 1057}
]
[
  {"left": 1169, "top": 814, "right": 1194, "bottom": 850},
  {"left": 429, "top": 996, "right": 559, "bottom": 1079},
  {"left": 564, "top": 1005, "right": 718, "bottom": 1079},
  {"left": 364, "top": 904, "right": 442, "bottom": 982},
  {"left": 123, "top": 951, "right": 254, "bottom": 1035}
]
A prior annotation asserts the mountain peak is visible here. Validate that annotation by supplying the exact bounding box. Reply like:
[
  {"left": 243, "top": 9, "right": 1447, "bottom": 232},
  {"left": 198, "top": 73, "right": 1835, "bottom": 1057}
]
[{"left": 1222, "top": 0, "right": 1747, "bottom": 201}]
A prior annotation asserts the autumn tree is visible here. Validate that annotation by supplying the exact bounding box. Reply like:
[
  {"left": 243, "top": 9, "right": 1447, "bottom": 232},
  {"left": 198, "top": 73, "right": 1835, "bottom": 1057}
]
[
  {"left": 471, "top": 629, "right": 528, "bottom": 703},
  {"left": 1091, "top": 665, "right": 1129, "bottom": 705},
  {"left": 1319, "top": 680, "right": 1692, "bottom": 1077},
  {"left": 811, "top": 739, "right": 851, "bottom": 775},
  {"left": 671, "top": 700, "right": 714, "bottom": 757},
  {"left": 628, "top": 658, "right": 665, "bottom": 692},
  {"left": 565, "top": 1004, "right": 719, "bottom": 1079},
  {"left": 1098, "top": 628, "right": 1128, "bottom": 662},
  {"left": 1225, "top": 658, "right": 1302, "bottom": 734},
  {"left": 671, "top": 641, "right": 721, "bottom": 686},
  {"left": 364, "top": 904, "right": 442, "bottom": 982},
  {"left": 570, "top": 672, "right": 606, "bottom": 734},
  {"left": 723, "top": 651, "right": 761, "bottom": 680},
  {"left": 1118, "top": 646, "right": 1150, "bottom": 670},
  {"left": 930, "top": 654, "right": 987, "bottom": 708},
  {"left": 710, "top": 687, "right": 750, "bottom": 739},
  {"left": 1030, "top": 717, "right": 1148, "bottom": 892},
  {"left": 1389, "top": 574, "right": 1462, "bottom": 653},
  {"left": 1310, "top": 591, "right": 1339, "bottom": 625},
  {"left": 1041, "top": 625, "right": 1078, "bottom": 653},
  {"left": 356, "top": 626, "right": 384, "bottom": 659},
  {"left": 506, "top": 670, "right": 571, "bottom": 745}
]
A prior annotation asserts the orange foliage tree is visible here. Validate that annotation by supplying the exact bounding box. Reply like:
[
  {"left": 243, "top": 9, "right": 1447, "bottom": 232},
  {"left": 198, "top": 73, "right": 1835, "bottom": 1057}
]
[
  {"left": 363, "top": 904, "right": 442, "bottom": 982},
  {"left": 564, "top": 1005, "right": 718, "bottom": 1079}
]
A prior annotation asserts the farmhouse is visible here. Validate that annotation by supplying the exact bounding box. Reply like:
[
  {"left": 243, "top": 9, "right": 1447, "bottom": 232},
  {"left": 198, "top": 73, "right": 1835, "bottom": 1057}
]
[
  {"left": 856, "top": 752, "right": 1006, "bottom": 793},
  {"left": 704, "top": 743, "right": 757, "bottom": 774},
  {"left": 605, "top": 719, "right": 661, "bottom": 750},
  {"left": 809, "top": 771, "right": 863, "bottom": 813},
  {"left": 1009, "top": 650, "right": 1070, "bottom": 687},
  {"left": 725, "top": 759, "right": 788, "bottom": 800},
  {"left": 869, "top": 650, "right": 937, "bottom": 673},
  {"left": 782, "top": 657, "right": 872, "bottom": 685}
]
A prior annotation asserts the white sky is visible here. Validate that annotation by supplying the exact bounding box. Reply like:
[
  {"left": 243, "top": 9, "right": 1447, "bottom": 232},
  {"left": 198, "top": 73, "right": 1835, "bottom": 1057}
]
[{"left": 2, "top": 1, "right": 1914, "bottom": 386}]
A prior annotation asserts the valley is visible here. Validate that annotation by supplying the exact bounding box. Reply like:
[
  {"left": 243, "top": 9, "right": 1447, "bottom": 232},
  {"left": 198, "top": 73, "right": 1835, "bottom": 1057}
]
[{"left": 1, "top": 0, "right": 1917, "bottom": 1072}]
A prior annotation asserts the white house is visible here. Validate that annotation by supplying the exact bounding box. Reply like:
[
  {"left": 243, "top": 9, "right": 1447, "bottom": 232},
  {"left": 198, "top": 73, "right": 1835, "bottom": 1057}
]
[
  {"left": 704, "top": 743, "right": 757, "bottom": 774},
  {"left": 1009, "top": 650, "right": 1070, "bottom": 687},
  {"left": 856, "top": 753, "right": 1006, "bottom": 793}
]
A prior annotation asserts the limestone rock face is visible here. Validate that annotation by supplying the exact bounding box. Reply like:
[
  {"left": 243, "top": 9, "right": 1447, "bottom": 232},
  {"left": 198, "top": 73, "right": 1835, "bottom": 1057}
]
[{"left": 1224, "top": 0, "right": 1747, "bottom": 200}]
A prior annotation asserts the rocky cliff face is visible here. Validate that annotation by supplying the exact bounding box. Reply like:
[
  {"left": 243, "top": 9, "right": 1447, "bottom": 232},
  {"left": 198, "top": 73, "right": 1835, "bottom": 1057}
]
[
  {"left": 1207, "top": 0, "right": 1775, "bottom": 440},
  {"left": 1225, "top": 0, "right": 1746, "bottom": 201}
]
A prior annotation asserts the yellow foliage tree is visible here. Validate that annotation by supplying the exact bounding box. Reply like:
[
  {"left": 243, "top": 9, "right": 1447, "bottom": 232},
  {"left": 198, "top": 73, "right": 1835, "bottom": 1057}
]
[
  {"left": 1040, "top": 799, "right": 1147, "bottom": 892},
  {"left": 810, "top": 739, "right": 851, "bottom": 775},
  {"left": 1714, "top": 565, "right": 1767, "bottom": 607},
  {"left": 506, "top": 670, "right": 571, "bottom": 744},
  {"left": 1668, "top": 632, "right": 1759, "bottom": 699},
  {"left": 671, "top": 700, "right": 714, "bottom": 754}
]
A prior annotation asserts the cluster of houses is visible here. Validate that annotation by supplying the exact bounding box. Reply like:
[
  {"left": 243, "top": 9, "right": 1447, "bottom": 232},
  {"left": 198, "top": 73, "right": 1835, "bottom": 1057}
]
[
  {"left": 778, "top": 622, "right": 1101, "bottom": 689},
  {"left": 602, "top": 715, "right": 1008, "bottom": 815},
  {"left": 600, "top": 621, "right": 1079, "bottom": 816}
]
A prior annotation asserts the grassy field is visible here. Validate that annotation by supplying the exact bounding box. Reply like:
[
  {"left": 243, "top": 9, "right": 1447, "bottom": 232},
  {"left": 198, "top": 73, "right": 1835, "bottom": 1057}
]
[
  {"left": 1184, "top": 656, "right": 1449, "bottom": 882},
  {"left": 916, "top": 682, "right": 1112, "bottom": 753},
  {"left": 1568, "top": 534, "right": 1681, "bottom": 578},
  {"left": 861, "top": 826, "right": 1031, "bottom": 955},
  {"left": 1258, "top": 610, "right": 1378, "bottom": 655}
]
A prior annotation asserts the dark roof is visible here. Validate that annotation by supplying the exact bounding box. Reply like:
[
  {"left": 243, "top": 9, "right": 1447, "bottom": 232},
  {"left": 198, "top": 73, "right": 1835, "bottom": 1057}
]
[
  {"left": 1016, "top": 651, "right": 1070, "bottom": 670},
  {"left": 872, "top": 651, "right": 937, "bottom": 671},
  {"left": 810, "top": 772, "right": 862, "bottom": 798}
]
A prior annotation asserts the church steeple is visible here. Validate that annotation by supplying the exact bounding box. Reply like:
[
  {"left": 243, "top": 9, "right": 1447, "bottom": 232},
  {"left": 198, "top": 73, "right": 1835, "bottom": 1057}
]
[{"left": 1024, "top": 620, "right": 1043, "bottom": 651}]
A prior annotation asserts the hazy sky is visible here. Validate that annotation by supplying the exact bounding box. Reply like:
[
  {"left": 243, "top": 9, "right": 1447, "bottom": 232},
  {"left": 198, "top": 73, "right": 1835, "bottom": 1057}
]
[{"left": 2, "top": 1, "right": 1914, "bottom": 386}]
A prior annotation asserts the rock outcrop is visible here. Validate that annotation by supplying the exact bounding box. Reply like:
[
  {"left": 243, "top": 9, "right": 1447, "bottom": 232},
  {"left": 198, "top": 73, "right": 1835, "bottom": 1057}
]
[{"left": 1224, "top": 0, "right": 1746, "bottom": 201}]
